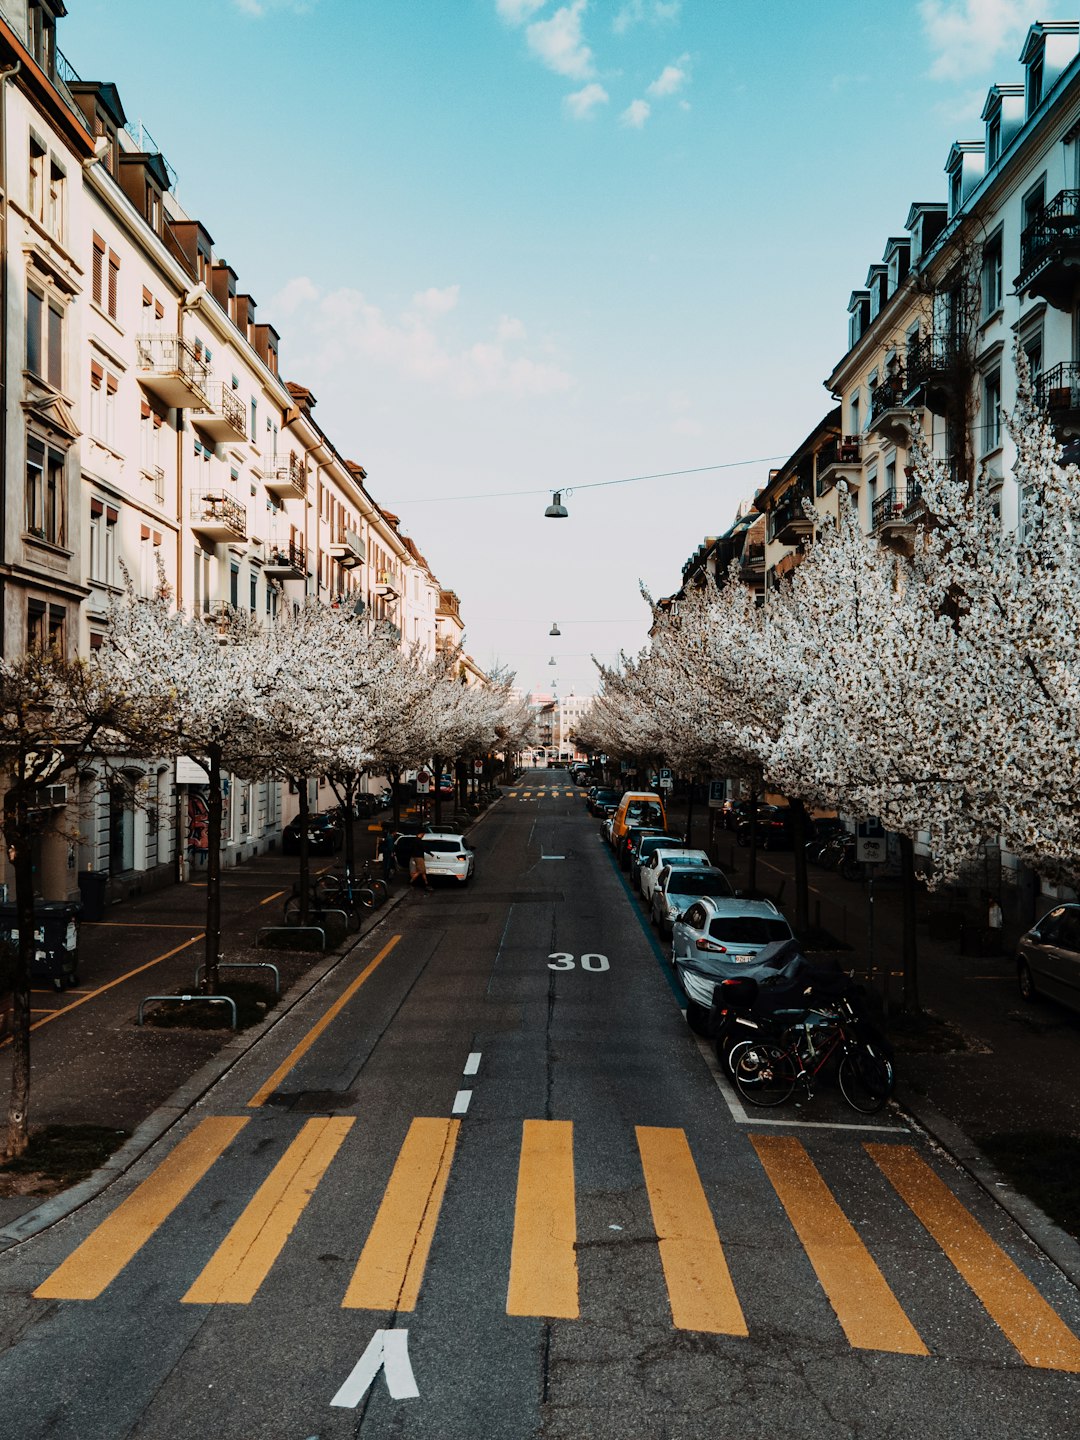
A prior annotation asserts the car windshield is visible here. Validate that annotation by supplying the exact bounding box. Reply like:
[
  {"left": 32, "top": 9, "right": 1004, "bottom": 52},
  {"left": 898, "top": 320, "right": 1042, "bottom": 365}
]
[
  {"left": 708, "top": 916, "right": 791, "bottom": 943},
  {"left": 642, "top": 838, "right": 683, "bottom": 857},
  {"left": 669, "top": 872, "right": 732, "bottom": 897}
]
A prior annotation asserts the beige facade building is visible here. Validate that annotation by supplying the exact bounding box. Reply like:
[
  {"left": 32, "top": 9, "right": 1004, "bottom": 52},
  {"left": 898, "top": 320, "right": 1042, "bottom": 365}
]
[{"left": 0, "top": 1, "right": 480, "bottom": 904}]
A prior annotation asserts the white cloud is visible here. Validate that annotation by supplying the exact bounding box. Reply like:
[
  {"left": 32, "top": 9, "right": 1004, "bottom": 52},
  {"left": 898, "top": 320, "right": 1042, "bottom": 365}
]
[
  {"left": 496, "top": 0, "right": 549, "bottom": 24},
  {"left": 613, "top": 0, "right": 681, "bottom": 35},
  {"left": 647, "top": 56, "right": 689, "bottom": 97},
  {"left": 273, "top": 275, "right": 320, "bottom": 315},
  {"left": 564, "top": 81, "right": 609, "bottom": 118},
  {"left": 411, "top": 284, "right": 461, "bottom": 317},
  {"left": 526, "top": 0, "right": 595, "bottom": 79},
  {"left": 271, "top": 279, "right": 572, "bottom": 399},
  {"left": 672, "top": 415, "right": 703, "bottom": 437},
  {"left": 620, "top": 98, "right": 651, "bottom": 128},
  {"left": 918, "top": 0, "right": 1053, "bottom": 80}
]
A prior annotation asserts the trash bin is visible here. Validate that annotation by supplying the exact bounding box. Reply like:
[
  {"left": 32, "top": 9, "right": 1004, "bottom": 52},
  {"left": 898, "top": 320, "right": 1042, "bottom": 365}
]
[
  {"left": 77, "top": 869, "right": 108, "bottom": 923},
  {"left": 0, "top": 901, "right": 80, "bottom": 991}
]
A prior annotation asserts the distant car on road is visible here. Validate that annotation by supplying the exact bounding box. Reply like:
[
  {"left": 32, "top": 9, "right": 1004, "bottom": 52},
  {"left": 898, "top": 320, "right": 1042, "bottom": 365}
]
[
  {"left": 735, "top": 805, "right": 795, "bottom": 850},
  {"left": 586, "top": 786, "right": 621, "bottom": 818},
  {"left": 282, "top": 812, "right": 343, "bottom": 856}
]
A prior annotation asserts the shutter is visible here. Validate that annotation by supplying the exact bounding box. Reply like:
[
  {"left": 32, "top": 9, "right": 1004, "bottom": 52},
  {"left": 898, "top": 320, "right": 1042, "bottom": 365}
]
[
  {"left": 108, "top": 253, "right": 120, "bottom": 318},
  {"left": 92, "top": 235, "right": 104, "bottom": 306}
]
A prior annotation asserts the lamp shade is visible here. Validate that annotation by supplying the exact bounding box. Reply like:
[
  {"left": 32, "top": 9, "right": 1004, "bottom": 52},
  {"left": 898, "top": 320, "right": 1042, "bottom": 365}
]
[{"left": 544, "top": 490, "right": 569, "bottom": 518}]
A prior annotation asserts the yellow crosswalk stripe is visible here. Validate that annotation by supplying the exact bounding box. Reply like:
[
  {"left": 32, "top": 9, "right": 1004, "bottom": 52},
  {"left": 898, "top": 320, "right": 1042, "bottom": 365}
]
[
  {"left": 509, "top": 792, "right": 518, "bottom": 797},
  {"left": 35, "top": 1116, "right": 247, "bottom": 1301},
  {"left": 637, "top": 1126, "right": 747, "bottom": 1335},
  {"left": 506, "top": 1119, "right": 578, "bottom": 1319},
  {"left": 342, "top": 1118, "right": 460, "bottom": 1311},
  {"left": 868, "top": 1143, "right": 1080, "bottom": 1371},
  {"left": 183, "top": 1117, "right": 354, "bottom": 1305},
  {"left": 752, "top": 1135, "right": 927, "bottom": 1355}
]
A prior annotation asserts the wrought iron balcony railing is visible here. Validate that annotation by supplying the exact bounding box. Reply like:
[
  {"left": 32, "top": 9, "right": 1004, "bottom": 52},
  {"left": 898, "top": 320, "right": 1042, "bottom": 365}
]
[
  {"left": 1035, "top": 360, "right": 1080, "bottom": 415},
  {"left": 872, "top": 484, "right": 922, "bottom": 529},
  {"left": 905, "top": 335, "right": 962, "bottom": 391},
  {"left": 1019, "top": 189, "right": 1080, "bottom": 277},
  {"left": 869, "top": 375, "right": 908, "bottom": 421}
]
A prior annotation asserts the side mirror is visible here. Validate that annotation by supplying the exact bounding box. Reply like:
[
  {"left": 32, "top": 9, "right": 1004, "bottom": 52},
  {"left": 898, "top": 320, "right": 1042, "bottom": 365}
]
[{"left": 734, "top": 889, "right": 742, "bottom": 898}]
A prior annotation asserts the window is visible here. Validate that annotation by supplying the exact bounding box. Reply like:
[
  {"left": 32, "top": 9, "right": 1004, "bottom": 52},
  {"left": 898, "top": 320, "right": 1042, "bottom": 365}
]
[
  {"left": 987, "top": 114, "right": 1001, "bottom": 166},
  {"left": 1023, "top": 178, "right": 1046, "bottom": 235},
  {"left": 982, "top": 232, "right": 1003, "bottom": 317},
  {"left": 1021, "top": 326, "right": 1043, "bottom": 385},
  {"left": 949, "top": 166, "right": 962, "bottom": 215},
  {"left": 92, "top": 234, "right": 105, "bottom": 307},
  {"left": 27, "top": 3, "right": 55, "bottom": 74},
  {"left": 250, "top": 571, "right": 258, "bottom": 612},
  {"left": 250, "top": 397, "right": 257, "bottom": 441},
  {"left": 27, "top": 601, "right": 65, "bottom": 653},
  {"left": 192, "top": 547, "right": 213, "bottom": 615},
  {"left": 230, "top": 562, "right": 240, "bottom": 609},
  {"left": 1029, "top": 54, "right": 1044, "bottom": 114},
  {"left": 107, "top": 249, "right": 120, "bottom": 321},
  {"left": 26, "top": 284, "right": 63, "bottom": 388},
  {"left": 28, "top": 134, "right": 45, "bottom": 221},
  {"left": 983, "top": 369, "right": 1002, "bottom": 452},
  {"left": 88, "top": 498, "right": 119, "bottom": 585},
  {"left": 26, "top": 436, "right": 65, "bottom": 545},
  {"left": 46, "top": 159, "right": 64, "bottom": 241},
  {"left": 90, "top": 364, "right": 119, "bottom": 447}
]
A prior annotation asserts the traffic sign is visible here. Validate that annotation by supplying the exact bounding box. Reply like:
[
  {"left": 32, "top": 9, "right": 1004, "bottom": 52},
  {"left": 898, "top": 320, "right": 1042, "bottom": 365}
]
[
  {"left": 708, "top": 781, "right": 726, "bottom": 810},
  {"left": 856, "top": 817, "right": 886, "bottom": 864}
]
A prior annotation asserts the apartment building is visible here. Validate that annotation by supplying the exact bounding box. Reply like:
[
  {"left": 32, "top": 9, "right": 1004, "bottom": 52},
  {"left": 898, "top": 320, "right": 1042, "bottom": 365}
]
[{"left": 0, "top": 2, "right": 478, "bottom": 904}]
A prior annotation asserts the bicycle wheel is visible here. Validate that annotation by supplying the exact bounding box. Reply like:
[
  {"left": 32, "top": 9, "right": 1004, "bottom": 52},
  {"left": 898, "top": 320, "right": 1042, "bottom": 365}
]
[
  {"left": 283, "top": 896, "right": 303, "bottom": 925},
  {"left": 314, "top": 874, "right": 345, "bottom": 905},
  {"left": 838, "top": 1045, "right": 894, "bottom": 1114},
  {"left": 366, "top": 877, "right": 389, "bottom": 904},
  {"left": 356, "top": 886, "right": 376, "bottom": 912},
  {"left": 731, "top": 1040, "right": 796, "bottom": 1107}
]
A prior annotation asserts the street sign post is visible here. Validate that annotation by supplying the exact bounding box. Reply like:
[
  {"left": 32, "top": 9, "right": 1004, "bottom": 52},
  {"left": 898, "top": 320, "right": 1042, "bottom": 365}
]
[
  {"left": 855, "top": 817, "right": 886, "bottom": 864},
  {"left": 708, "top": 781, "right": 726, "bottom": 810}
]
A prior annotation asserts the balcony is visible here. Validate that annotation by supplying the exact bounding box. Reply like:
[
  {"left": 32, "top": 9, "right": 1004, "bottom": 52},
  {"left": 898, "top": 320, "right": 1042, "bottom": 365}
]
[
  {"left": 738, "top": 541, "right": 766, "bottom": 578},
  {"left": 769, "top": 487, "right": 814, "bottom": 547},
  {"left": 327, "top": 524, "right": 365, "bottom": 570},
  {"left": 194, "top": 383, "right": 248, "bottom": 442},
  {"left": 904, "top": 336, "right": 961, "bottom": 416},
  {"left": 262, "top": 451, "right": 307, "bottom": 499},
  {"left": 263, "top": 539, "right": 308, "bottom": 579},
  {"left": 190, "top": 490, "right": 247, "bottom": 542},
  {"left": 374, "top": 569, "right": 399, "bottom": 598},
  {"left": 1016, "top": 189, "right": 1080, "bottom": 310},
  {"left": 136, "top": 335, "right": 210, "bottom": 409},
  {"left": 815, "top": 436, "right": 862, "bottom": 495},
  {"left": 868, "top": 376, "right": 919, "bottom": 444},
  {"left": 872, "top": 484, "right": 922, "bottom": 538},
  {"left": 1036, "top": 361, "right": 1080, "bottom": 438}
]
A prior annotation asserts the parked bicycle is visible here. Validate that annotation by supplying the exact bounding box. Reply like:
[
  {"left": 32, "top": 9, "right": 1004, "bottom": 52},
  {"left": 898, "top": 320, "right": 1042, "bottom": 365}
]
[
  {"left": 728, "top": 991, "right": 894, "bottom": 1114},
  {"left": 283, "top": 865, "right": 378, "bottom": 931},
  {"left": 315, "top": 862, "right": 387, "bottom": 908}
]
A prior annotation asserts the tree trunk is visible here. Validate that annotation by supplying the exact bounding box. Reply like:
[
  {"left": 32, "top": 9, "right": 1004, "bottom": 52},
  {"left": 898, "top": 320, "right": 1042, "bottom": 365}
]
[
  {"left": 342, "top": 777, "right": 356, "bottom": 885},
  {"left": 204, "top": 746, "right": 224, "bottom": 995},
  {"left": 900, "top": 833, "right": 920, "bottom": 1014},
  {"left": 391, "top": 767, "right": 402, "bottom": 827},
  {"left": 684, "top": 775, "right": 695, "bottom": 849},
  {"left": 5, "top": 789, "right": 35, "bottom": 1159},
  {"left": 790, "top": 797, "right": 809, "bottom": 936},
  {"left": 747, "top": 787, "right": 759, "bottom": 898},
  {"left": 297, "top": 778, "right": 311, "bottom": 925}
]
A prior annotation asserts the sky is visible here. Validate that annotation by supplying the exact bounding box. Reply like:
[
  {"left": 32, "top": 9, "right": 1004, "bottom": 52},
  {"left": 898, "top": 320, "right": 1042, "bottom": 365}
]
[{"left": 60, "top": 0, "right": 1074, "bottom": 697}]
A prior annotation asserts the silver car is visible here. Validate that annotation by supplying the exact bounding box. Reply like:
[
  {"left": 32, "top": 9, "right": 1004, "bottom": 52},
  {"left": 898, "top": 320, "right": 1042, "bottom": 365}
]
[
  {"left": 650, "top": 865, "right": 734, "bottom": 937},
  {"left": 1017, "top": 903, "right": 1080, "bottom": 1012},
  {"left": 671, "top": 897, "right": 795, "bottom": 1033}
]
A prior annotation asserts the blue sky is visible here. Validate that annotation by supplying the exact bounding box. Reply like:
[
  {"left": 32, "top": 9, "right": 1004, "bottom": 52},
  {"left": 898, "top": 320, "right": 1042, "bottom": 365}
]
[{"left": 62, "top": 0, "right": 1071, "bottom": 696}]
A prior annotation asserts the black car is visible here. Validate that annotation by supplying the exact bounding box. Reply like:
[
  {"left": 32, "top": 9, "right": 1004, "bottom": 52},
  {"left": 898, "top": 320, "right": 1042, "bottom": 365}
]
[
  {"left": 282, "top": 812, "right": 343, "bottom": 855},
  {"left": 587, "top": 786, "right": 621, "bottom": 817},
  {"left": 721, "top": 799, "right": 753, "bottom": 832},
  {"left": 734, "top": 805, "right": 794, "bottom": 850},
  {"left": 630, "top": 833, "right": 691, "bottom": 890},
  {"left": 616, "top": 823, "right": 667, "bottom": 871}
]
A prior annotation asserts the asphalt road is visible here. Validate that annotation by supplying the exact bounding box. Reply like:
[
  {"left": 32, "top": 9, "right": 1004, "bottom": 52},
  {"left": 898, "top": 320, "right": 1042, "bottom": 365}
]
[{"left": 1, "top": 771, "right": 1078, "bottom": 1440}]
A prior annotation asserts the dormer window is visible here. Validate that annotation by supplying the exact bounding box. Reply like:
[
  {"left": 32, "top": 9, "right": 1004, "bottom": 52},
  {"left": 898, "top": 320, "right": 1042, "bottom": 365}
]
[
  {"left": 950, "top": 167, "right": 962, "bottom": 214},
  {"left": 28, "top": 2, "right": 56, "bottom": 76},
  {"left": 1029, "top": 54, "right": 1044, "bottom": 113},
  {"left": 987, "top": 115, "right": 1001, "bottom": 165}
]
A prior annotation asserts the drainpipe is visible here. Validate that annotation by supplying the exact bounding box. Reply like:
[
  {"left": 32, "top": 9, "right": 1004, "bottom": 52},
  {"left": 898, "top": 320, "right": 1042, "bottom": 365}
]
[{"left": 0, "top": 60, "right": 22, "bottom": 656}]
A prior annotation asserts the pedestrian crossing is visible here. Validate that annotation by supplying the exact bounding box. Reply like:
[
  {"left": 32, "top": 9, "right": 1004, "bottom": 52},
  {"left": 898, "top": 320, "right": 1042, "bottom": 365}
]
[
  {"left": 32, "top": 1117, "right": 1080, "bottom": 1369},
  {"left": 507, "top": 789, "right": 582, "bottom": 799}
]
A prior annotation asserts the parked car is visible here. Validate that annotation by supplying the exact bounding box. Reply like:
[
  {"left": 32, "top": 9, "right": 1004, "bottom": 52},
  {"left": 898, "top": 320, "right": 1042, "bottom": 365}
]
[
  {"left": 735, "top": 804, "right": 795, "bottom": 850},
  {"left": 651, "top": 865, "right": 735, "bottom": 937},
  {"left": 721, "top": 799, "right": 753, "bottom": 831},
  {"left": 610, "top": 792, "right": 667, "bottom": 850},
  {"left": 1017, "top": 903, "right": 1080, "bottom": 1013},
  {"left": 282, "top": 812, "right": 343, "bottom": 856},
  {"left": 639, "top": 848, "right": 713, "bottom": 906},
  {"left": 419, "top": 834, "right": 476, "bottom": 884},
  {"left": 630, "top": 834, "right": 690, "bottom": 891},
  {"left": 587, "top": 786, "right": 621, "bottom": 817},
  {"left": 671, "top": 897, "right": 795, "bottom": 1032},
  {"left": 615, "top": 824, "right": 667, "bottom": 871}
]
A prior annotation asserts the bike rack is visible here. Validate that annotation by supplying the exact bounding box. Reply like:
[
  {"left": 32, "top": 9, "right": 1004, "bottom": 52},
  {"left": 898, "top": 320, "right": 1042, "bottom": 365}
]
[
  {"left": 195, "top": 961, "right": 281, "bottom": 998},
  {"left": 138, "top": 994, "right": 237, "bottom": 1029}
]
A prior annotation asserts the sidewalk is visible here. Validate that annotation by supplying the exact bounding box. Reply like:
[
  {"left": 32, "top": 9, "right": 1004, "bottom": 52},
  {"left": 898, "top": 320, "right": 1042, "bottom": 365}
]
[
  {"left": 667, "top": 795, "right": 1080, "bottom": 1274},
  {"left": 0, "top": 847, "right": 408, "bottom": 1237}
]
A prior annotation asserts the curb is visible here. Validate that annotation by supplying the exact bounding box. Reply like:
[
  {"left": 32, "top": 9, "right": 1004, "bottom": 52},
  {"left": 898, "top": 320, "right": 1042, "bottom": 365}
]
[
  {"left": 0, "top": 800, "right": 504, "bottom": 1252},
  {"left": 894, "top": 1086, "right": 1080, "bottom": 1289}
]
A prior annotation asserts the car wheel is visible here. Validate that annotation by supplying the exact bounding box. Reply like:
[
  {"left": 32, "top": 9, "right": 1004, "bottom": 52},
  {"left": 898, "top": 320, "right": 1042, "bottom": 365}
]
[
  {"left": 1017, "top": 957, "right": 1037, "bottom": 1002},
  {"left": 685, "top": 999, "right": 710, "bottom": 1036}
]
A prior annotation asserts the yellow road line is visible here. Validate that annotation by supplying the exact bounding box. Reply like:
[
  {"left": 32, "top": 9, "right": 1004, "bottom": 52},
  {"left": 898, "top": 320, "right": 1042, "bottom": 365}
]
[
  {"left": 259, "top": 889, "right": 287, "bottom": 906},
  {"left": 342, "top": 1117, "right": 460, "bottom": 1311},
  {"left": 247, "top": 934, "right": 401, "bottom": 1107},
  {"left": 80, "top": 922, "right": 208, "bottom": 929},
  {"left": 637, "top": 1126, "right": 747, "bottom": 1335},
  {"left": 868, "top": 1144, "right": 1080, "bottom": 1371},
  {"left": 752, "top": 1135, "right": 927, "bottom": 1355},
  {"left": 183, "top": 1116, "right": 354, "bottom": 1305},
  {"left": 34, "top": 1116, "right": 247, "bottom": 1301},
  {"left": 2, "top": 935, "right": 204, "bottom": 1051},
  {"left": 506, "top": 1119, "right": 578, "bottom": 1319}
]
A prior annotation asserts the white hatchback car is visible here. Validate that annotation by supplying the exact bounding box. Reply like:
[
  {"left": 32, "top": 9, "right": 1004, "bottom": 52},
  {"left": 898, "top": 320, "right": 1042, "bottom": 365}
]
[
  {"left": 639, "top": 848, "right": 712, "bottom": 906},
  {"left": 419, "top": 833, "right": 475, "bottom": 884}
]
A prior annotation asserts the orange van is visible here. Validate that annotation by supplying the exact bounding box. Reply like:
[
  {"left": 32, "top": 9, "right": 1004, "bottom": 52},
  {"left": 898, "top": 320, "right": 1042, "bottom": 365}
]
[{"left": 609, "top": 791, "right": 667, "bottom": 848}]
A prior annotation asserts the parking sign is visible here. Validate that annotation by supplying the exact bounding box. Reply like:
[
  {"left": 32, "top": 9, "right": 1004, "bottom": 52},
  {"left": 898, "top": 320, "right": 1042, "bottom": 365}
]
[{"left": 856, "top": 816, "right": 886, "bottom": 864}]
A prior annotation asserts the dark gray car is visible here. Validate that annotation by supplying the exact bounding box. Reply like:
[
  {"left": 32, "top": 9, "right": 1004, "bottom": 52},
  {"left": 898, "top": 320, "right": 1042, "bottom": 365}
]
[{"left": 1017, "top": 903, "right": 1080, "bottom": 1013}]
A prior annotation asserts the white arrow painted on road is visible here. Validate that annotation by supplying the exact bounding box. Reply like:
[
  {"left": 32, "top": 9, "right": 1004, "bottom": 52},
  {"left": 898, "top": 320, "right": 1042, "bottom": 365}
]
[{"left": 331, "top": 1329, "right": 419, "bottom": 1407}]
